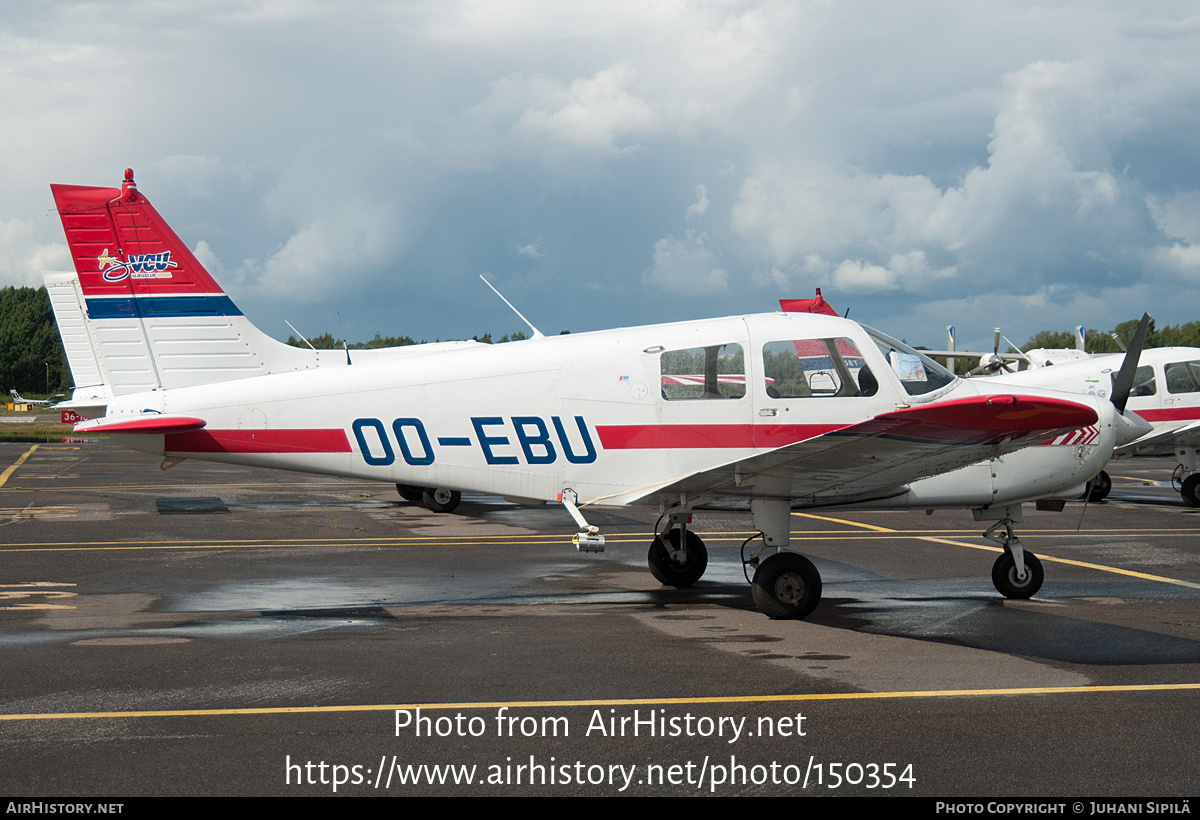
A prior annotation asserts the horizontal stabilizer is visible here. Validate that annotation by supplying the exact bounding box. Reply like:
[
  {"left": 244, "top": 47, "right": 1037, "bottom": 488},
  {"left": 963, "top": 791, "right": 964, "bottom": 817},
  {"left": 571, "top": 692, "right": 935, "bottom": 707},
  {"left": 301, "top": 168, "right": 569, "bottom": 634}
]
[{"left": 75, "top": 415, "right": 208, "bottom": 435}]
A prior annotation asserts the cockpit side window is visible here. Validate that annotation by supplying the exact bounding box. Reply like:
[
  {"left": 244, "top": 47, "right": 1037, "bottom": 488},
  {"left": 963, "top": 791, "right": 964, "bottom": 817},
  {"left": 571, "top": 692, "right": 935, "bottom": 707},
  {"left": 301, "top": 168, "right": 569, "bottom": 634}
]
[
  {"left": 660, "top": 343, "right": 746, "bottom": 400},
  {"left": 863, "top": 327, "right": 957, "bottom": 396},
  {"left": 1165, "top": 360, "right": 1200, "bottom": 394},
  {"left": 1114, "top": 365, "right": 1157, "bottom": 397},
  {"left": 761, "top": 338, "right": 874, "bottom": 398}
]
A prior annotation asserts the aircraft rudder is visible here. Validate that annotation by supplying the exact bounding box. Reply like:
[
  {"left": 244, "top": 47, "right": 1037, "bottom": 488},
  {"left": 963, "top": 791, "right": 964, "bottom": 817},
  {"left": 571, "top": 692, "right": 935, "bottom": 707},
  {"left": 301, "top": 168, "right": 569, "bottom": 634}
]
[{"left": 51, "top": 169, "right": 234, "bottom": 308}]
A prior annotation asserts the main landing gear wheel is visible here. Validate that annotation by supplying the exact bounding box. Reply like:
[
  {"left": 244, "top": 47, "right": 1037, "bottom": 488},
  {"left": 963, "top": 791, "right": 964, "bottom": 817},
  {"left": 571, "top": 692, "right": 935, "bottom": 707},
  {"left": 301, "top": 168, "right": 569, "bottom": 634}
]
[
  {"left": 647, "top": 529, "right": 708, "bottom": 588},
  {"left": 1087, "top": 470, "right": 1111, "bottom": 502},
  {"left": 1182, "top": 474, "right": 1200, "bottom": 508},
  {"left": 991, "top": 551, "right": 1044, "bottom": 599},
  {"left": 751, "top": 552, "right": 822, "bottom": 620},
  {"left": 396, "top": 484, "right": 423, "bottom": 502},
  {"left": 423, "top": 487, "right": 461, "bottom": 513}
]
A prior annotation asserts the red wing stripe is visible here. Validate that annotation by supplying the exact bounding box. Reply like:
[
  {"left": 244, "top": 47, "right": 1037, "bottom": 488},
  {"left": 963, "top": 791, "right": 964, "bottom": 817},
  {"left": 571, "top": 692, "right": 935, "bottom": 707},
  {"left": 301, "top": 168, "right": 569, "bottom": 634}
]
[{"left": 164, "top": 429, "right": 351, "bottom": 454}]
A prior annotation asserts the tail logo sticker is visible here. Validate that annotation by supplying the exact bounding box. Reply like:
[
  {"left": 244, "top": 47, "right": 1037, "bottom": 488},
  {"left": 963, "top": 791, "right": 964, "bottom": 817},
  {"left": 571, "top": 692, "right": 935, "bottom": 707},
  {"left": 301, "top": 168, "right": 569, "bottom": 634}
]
[{"left": 98, "top": 249, "right": 178, "bottom": 282}]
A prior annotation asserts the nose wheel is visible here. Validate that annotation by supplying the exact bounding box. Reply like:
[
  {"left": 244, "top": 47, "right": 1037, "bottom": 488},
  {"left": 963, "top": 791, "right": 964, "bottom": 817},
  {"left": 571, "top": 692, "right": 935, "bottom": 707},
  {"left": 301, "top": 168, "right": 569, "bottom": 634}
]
[
  {"left": 991, "top": 551, "right": 1044, "bottom": 599},
  {"left": 983, "top": 515, "right": 1044, "bottom": 599},
  {"left": 1086, "top": 470, "right": 1111, "bottom": 502}
]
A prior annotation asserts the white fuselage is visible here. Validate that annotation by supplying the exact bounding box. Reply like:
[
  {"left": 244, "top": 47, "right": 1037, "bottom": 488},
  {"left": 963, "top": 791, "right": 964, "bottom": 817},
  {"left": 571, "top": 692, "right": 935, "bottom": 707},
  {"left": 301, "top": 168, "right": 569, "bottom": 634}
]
[
  {"left": 100, "top": 312, "right": 1117, "bottom": 512},
  {"left": 992, "top": 347, "right": 1200, "bottom": 458}
]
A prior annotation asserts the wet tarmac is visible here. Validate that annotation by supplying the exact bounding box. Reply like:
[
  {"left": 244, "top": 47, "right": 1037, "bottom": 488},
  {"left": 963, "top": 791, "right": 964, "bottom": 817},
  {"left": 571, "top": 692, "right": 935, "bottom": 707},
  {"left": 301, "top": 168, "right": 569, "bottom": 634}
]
[{"left": 1, "top": 440, "right": 1197, "bottom": 796}]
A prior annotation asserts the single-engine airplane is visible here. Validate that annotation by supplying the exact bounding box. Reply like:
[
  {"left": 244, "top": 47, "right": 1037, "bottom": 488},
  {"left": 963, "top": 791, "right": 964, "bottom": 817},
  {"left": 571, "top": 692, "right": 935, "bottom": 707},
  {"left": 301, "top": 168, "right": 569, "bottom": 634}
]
[
  {"left": 46, "top": 170, "right": 1152, "bottom": 619},
  {"left": 8, "top": 388, "right": 61, "bottom": 407},
  {"left": 987, "top": 348, "right": 1200, "bottom": 505},
  {"left": 928, "top": 325, "right": 1200, "bottom": 505}
]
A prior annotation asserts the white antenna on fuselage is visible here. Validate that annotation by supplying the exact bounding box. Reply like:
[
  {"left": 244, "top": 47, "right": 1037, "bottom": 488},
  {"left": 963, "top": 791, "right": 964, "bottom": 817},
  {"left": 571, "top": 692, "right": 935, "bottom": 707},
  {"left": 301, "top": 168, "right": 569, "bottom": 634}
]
[
  {"left": 479, "top": 275, "right": 545, "bottom": 340},
  {"left": 284, "top": 320, "right": 317, "bottom": 351}
]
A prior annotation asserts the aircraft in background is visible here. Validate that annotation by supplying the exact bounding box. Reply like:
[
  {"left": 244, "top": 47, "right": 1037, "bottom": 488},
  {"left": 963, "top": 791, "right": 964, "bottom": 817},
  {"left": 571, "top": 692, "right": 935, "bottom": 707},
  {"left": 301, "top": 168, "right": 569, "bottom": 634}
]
[
  {"left": 8, "top": 388, "right": 61, "bottom": 407},
  {"left": 927, "top": 325, "right": 1200, "bottom": 505},
  {"left": 988, "top": 349, "right": 1200, "bottom": 505},
  {"left": 46, "top": 170, "right": 1151, "bottom": 619}
]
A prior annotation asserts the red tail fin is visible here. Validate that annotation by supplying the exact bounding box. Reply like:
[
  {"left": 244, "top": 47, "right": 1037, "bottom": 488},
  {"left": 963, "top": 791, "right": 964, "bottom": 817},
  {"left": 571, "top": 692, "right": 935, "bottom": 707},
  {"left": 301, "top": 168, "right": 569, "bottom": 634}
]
[{"left": 51, "top": 169, "right": 229, "bottom": 303}]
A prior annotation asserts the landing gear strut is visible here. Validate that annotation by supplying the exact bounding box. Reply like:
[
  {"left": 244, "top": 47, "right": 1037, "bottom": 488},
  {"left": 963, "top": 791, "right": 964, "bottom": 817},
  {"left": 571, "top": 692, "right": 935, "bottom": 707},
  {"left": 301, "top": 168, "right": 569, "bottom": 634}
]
[
  {"left": 981, "top": 509, "right": 1043, "bottom": 599},
  {"left": 743, "top": 498, "right": 823, "bottom": 620},
  {"left": 647, "top": 514, "right": 708, "bottom": 587}
]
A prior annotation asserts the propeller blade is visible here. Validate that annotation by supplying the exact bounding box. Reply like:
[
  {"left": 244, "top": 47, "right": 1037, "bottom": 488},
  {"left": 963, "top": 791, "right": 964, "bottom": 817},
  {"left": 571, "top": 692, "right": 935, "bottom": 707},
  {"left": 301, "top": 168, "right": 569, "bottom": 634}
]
[
  {"left": 1110, "top": 313, "right": 1151, "bottom": 415},
  {"left": 993, "top": 328, "right": 1001, "bottom": 355}
]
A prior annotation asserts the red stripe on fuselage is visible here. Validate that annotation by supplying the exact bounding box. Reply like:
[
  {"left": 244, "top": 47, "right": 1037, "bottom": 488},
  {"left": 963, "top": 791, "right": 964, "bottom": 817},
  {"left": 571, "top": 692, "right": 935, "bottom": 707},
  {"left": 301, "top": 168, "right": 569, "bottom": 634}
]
[
  {"left": 164, "top": 429, "right": 352, "bottom": 454},
  {"left": 596, "top": 424, "right": 843, "bottom": 449},
  {"left": 1133, "top": 407, "right": 1200, "bottom": 422}
]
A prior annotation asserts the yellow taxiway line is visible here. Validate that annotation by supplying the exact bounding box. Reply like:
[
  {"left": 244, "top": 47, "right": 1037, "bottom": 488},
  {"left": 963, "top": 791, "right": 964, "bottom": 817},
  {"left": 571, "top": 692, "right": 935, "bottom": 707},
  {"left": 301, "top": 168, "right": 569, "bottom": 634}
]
[
  {"left": 2, "top": 682, "right": 1198, "bottom": 722},
  {"left": 0, "top": 444, "right": 38, "bottom": 488},
  {"left": 794, "top": 512, "right": 1200, "bottom": 590}
]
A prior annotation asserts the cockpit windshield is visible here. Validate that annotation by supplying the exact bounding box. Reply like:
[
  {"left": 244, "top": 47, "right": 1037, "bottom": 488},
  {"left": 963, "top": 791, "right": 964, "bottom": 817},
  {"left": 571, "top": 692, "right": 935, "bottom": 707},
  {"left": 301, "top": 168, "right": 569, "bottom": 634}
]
[{"left": 863, "top": 327, "right": 958, "bottom": 396}]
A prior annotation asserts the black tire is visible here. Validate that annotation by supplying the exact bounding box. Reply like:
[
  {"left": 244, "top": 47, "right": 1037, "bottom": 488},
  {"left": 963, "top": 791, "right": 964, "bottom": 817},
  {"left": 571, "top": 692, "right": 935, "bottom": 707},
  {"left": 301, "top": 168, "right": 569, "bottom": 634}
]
[
  {"left": 647, "top": 529, "right": 708, "bottom": 587},
  {"left": 991, "top": 551, "right": 1044, "bottom": 599},
  {"left": 1182, "top": 474, "right": 1200, "bottom": 508},
  {"left": 396, "top": 484, "right": 423, "bottom": 502},
  {"left": 423, "top": 487, "right": 461, "bottom": 513},
  {"left": 751, "top": 552, "right": 822, "bottom": 620},
  {"left": 1087, "top": 471, "right": 1111, "bottom": 502}
]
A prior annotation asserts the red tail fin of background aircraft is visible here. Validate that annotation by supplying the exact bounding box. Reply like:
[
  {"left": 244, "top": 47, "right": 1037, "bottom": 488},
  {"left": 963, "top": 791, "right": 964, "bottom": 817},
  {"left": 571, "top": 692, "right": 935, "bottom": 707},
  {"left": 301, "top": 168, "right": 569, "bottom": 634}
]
[{"left": 779, "top": 288, "right": 838, "bottom": 316}]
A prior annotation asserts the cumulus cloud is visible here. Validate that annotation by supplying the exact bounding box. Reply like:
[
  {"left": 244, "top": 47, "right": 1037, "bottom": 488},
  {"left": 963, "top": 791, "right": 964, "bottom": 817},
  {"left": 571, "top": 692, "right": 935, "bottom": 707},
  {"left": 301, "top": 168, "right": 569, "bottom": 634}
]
[
  {"left": 244, "top": 200, "right": 401, "bottom": 300},
  {"left": 732, "top": 51, "right": 1195, "bottom": 316},
  {"left": 1, "top": 2, "right": 1199, "bottom": 347},
  {"left": 641, "top": 230, "right": 728, "bottom": 296},
  {"left": 686, "top": 184, "right": 709, "bottom": 219},
  {"left": 826, "top": 251, "right": 957, "bottom": 293},
  {"left": 510, "top": 64, "right": 656, "bottom": 152},
  {"left": 0, "top": 219, "right": 70, "bottom": 287}
]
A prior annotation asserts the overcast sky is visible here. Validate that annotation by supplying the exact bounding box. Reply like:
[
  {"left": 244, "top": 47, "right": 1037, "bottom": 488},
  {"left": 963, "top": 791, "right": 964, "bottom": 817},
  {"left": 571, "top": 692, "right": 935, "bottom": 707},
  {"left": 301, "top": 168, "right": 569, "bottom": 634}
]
[{"left": 2, "top": 1, "right": 1198, "bottom": 351}]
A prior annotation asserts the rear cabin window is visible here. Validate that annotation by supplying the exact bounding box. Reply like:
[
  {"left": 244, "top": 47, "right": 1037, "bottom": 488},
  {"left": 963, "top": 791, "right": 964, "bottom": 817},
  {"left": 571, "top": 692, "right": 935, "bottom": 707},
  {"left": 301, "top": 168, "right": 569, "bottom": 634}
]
[
  {"left": 660, "top": 344, "right": 746, "bottom": 400},
  {"left": 1165, "top": 360, "right": 1200, "bottom": 394},
  {"left": 761, "top": 338, "right": 874, "bottom": 398}
]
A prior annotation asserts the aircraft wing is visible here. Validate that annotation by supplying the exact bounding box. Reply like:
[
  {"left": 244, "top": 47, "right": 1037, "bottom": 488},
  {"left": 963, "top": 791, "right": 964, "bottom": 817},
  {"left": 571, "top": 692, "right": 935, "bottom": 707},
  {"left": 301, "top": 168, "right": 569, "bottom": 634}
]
[
  {"left": 604, "top": 394, "right": 1097, "bottom": 509},
  {"left": 1119, "top": 418, "right": 1200, "bottom": 455}
]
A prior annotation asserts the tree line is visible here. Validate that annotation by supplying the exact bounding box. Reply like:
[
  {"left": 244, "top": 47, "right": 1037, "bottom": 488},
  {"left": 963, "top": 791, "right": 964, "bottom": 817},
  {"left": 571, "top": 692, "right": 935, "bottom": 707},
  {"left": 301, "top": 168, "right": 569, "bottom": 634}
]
[
  {"left": 0, "top": 286, "right": 70, "bottom": 399},
  {"left": 1, "top": 283, "right": 1196, "bottom": 401},
  {"left": 1024, "top": 317, "right": 1200, "bottom": 354}
]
